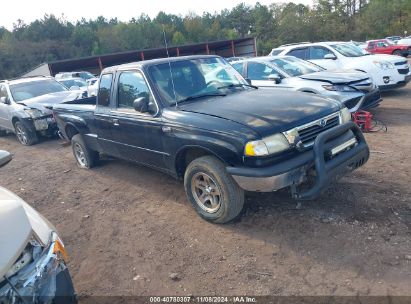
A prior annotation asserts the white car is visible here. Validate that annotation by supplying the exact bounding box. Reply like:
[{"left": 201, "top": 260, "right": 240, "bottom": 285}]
[
  {"left": 397, "top": 37, "right": 411, "bottom": 47},
  {"left": 231, "top": 56, "right": 381, "bottom": 112},
  {"left": 270, "top": 42, "right": 411, "bottom": 90}
]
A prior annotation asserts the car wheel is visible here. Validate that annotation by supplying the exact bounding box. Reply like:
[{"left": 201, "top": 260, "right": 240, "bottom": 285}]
[
  {"left": 392, "top": 50, "right": 402, "bottom": 56},
  {"left": 71, "top": 134, "right": 99, "bottom": 169},
  {"left": 184, "top": 156, "right": 244, "bottom": 224},
  {"left": 14, "top": 121, "right": 37, "bottom": 146}
]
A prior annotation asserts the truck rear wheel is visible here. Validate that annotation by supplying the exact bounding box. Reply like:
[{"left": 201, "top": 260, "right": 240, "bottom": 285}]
[
  {"left": 184, "top": 156, "right": 244, "bottom": 224},
  {"left": 14, "top": 121, "right": 37, "bottom": 146},
  {"left": 71, "top": 134, "right": 99, "bottom": 169}
]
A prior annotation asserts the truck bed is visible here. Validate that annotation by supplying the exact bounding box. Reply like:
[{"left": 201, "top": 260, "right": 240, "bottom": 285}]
[{"left": 53, "top": 96, "right": 96, "bottom": 113}]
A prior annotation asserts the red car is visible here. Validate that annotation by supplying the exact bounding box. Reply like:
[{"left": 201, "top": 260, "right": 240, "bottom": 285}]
[{"left": 366, "top": 39, "right": 409, "bottom": 57}]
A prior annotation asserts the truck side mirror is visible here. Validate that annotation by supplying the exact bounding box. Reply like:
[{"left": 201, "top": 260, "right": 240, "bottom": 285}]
[
  {"left": 133, "top": 96, "right": 149, "bottom": 113},
  {"left": 324, "top": 54, "right": 337, "bottom": 60},
  {"left": 0, "top": 96, "right": 10, "bottom": 105},
  {"left": 0, "top": 150, "right": 12, "bottom": 167},
  {"left": 268, "top": 74, "right": 282, "bottom": 84}
]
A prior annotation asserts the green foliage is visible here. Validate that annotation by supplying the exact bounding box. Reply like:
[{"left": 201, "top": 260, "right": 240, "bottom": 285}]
[{"left": 0, "top": 0, "right": 409, "bottom": 78}]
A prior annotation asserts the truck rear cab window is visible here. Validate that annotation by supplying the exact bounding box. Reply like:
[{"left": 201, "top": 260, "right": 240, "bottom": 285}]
[
  {"left": 98, "top": 74, "right": 113, "bottom": 107},
  {"left": 117, "top": 71, "right": 156, "bottom": 113}
]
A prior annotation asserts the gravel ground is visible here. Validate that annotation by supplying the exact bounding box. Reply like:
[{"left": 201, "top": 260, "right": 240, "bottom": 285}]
[{"left": 0, "top": 82, "right": 410, "bottom": 297}]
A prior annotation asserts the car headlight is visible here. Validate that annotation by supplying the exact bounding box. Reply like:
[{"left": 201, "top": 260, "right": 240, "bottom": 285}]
[
  {"left": 24, "top": 108, "right": 44, "bottom": 118},
  {"left": 245, "top": 133, "right": 290, "bottom": 156},
  {"left": 322, "top": 84, "right": 357, "bottom": 92},
  {"left": 373, "top": 60, "right": 394, "bottom": 70},
  {"left": 340, "top": 107, "right": 352, "bottom": 123}
]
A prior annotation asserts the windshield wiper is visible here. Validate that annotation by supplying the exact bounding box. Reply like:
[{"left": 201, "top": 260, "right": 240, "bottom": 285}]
[
  {"left": 217, "top": 83, "right": 258, "bottom": 90},
  {"left": 173, "top": 93, "right": 226, "bottom": 105}
]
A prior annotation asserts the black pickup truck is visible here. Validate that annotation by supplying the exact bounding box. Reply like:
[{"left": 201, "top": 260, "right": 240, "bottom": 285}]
[{"left": 53, "top": 55, "right": 369, "bottom": 223}]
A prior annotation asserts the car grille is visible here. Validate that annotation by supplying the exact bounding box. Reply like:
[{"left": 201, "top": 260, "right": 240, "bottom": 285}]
[
  {"left": 297, "top": 113, "right": 341, "bottom": 147},
  {"left": 394, "top": 60, "right": 408, "bottom": 66},
  {"left": 398, "top": 67, "right": 410, "bottom": 75}
]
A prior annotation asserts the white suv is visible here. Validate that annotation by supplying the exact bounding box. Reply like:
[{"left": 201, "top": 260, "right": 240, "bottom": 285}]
[{"left": 270, "top": 42, "right": 411, "bottom": 91}]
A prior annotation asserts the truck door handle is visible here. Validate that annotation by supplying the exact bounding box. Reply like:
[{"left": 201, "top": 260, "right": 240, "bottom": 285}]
[
  {"left": 112, "top": 119, "right": 119, "bottom": 126},
  {"left": 162, "top": 126, "right": 172, "bottom": 133}
]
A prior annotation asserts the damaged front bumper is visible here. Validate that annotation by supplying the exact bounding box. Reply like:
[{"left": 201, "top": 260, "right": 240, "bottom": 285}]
[
  {"left": 227, "top": 122, "right": 369, "bottom": 200},
  {"left": 0, "top": 237, "right": 76, "bottom": 304},
  {"left": 22, "top": 115, "right": 58, "bottom": 137}
]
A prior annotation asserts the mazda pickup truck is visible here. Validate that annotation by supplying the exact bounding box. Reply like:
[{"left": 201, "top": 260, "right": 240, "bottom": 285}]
[{"left": 53, "top": 55, "right": 370, "bottom": 224}]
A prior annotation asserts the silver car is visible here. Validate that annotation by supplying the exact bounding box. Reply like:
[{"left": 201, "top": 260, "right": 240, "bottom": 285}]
[
  {"left": 0, "top": 77, "right": 82, "bottom": 145},
  {"left": 231, "top": 56, "right": 382, "bottom": 112},
  {"left": 0, "top": 151, "right": 76, "bottom": 303}
]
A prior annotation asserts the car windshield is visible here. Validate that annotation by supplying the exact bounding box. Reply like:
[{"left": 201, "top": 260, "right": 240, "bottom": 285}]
[
  {"left": 10, "top": 79, "right": 67, "bottom": 102},
  {"left": 331, "top": 43, "right": 366, "bottom": 57},
  {"left": 61, "top": 79, "right": 88, "bottom": 88},
  {"left": 148, "top": 57, "right": 249, "bottom": 106},
  {"left": 268, "top": 57, "right": 323, "bottom": 77}
]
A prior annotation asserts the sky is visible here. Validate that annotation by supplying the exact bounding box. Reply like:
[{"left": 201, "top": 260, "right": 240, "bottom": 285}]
[{"left": 2, "top": 0, "right": 313, "bottom": 30}]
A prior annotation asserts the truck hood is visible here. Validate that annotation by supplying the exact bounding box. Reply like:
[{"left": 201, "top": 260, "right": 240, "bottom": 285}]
[
  {"left": 299, "top": 70, "right": 369, "bottom": 84},
  {"left": 0, "top": 187, "right": 54, "bottom": 279},
  {"left": 17, "top": 91, "right": 82, "bottom": 112},
  {"left": 178, "top": 89, "right": 341, "bottom": 137}
]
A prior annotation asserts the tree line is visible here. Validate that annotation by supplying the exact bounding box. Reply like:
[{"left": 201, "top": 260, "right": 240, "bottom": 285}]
[{"left": 0, "top": 0, "right": 409, "bottom": 79}]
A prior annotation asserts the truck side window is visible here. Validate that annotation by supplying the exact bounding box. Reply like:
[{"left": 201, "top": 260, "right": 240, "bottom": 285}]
[
  {"left": 98, "top": 74, "right": 113, "bottom": 107},
  {"left": 117, "top": 71, "right": 155, "bottom": 112}
]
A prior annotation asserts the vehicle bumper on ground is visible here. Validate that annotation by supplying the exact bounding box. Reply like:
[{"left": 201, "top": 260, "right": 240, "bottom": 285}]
[
  {"left": 0, "top": 240, "right": 77, "bottom": 304},
  {"left": 227, "top": 122, "right": 369, "bottom": 200}
]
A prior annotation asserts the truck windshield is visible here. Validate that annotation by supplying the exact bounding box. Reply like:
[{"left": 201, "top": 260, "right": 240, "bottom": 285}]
[
  {"left": 10, "top": 79, "right": 68, "bottom": 102},
  {"left": 148, "top": 57, "right": 250, "bottom": 106},
  {"left": 269, "top": 57, "right": 323, "bottom": 77}
]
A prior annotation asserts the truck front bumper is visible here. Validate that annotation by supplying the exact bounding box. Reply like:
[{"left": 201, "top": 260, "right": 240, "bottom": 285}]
[{"left": 227, "top": 122, "right": 369, "bottom": 200}]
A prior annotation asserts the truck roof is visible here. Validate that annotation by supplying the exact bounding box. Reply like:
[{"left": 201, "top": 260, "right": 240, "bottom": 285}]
[{"left": 101, "top": 55, "right": 220, "bottom": 74}]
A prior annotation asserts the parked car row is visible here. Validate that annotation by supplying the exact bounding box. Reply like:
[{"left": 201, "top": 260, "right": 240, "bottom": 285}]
[
  {"left": 269, "top": 41, "right": 411, "bottom": 90},
  {"left": 1, "top": 48, "right": 389, "bottom": 302}
]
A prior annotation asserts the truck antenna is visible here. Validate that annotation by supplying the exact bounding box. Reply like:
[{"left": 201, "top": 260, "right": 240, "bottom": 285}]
[{"left": 162, "top": 26, "right": 177, "bottom": 107}]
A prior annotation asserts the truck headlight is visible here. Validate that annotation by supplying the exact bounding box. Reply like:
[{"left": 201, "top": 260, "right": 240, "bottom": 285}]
[
  {"left": 322, "top": 84, "right": 357, "bottom": 92},
  {"left": 340, "top": 107, "right": 352, "bottom": 123},
  {"left": 24, "top": 108, "right": 43, "bottom": 118},
  {"left": 373, "top": 60, "right": 394, "bottom": 70},
  {"left": 245, "top": 134, "right": 290, "bottom": 156}
]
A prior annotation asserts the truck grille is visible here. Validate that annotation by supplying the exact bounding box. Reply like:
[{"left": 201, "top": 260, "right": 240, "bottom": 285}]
[
  {"left": 297, "top": 113, "right": 340, "bottom": 147},
  {"left": 398, "top": 67, "right": 409, "bottom": 75}
]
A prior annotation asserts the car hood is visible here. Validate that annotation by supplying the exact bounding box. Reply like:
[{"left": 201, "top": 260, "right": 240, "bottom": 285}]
[
  {"left": 299, "top": 70, "right": 369, "bottom": 84},
  {"left": 17, "top": 91, "right": 82, "bottom": 111},
  {"left": 361, "top": 54, "right": 407, "bottom": 63},
  {"left": 0, "top": 187, "right": 53, "bottom": 279},
  {"left": 178, "top": 89, "right": 341, "bottom": 137}
]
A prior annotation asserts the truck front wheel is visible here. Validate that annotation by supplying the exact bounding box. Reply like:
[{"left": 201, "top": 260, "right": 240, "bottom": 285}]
[
  {"left": 184, "top": 156, "right": 244, "bottom": 224},
  {"left": 71, "top": 134, "right": 99, "bottom": 169}
]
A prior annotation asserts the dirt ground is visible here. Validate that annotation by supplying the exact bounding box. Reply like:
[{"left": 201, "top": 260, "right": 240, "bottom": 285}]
[{"left": 0, "top": 82, "right": 410, "bottom": 298}]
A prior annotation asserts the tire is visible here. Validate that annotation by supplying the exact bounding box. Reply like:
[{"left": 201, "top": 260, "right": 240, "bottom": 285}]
[
  {"left": 71, "top": 134, "right": 99, "bottom": 169},
  {"left": 14, "top": 121, "right": 38, "bottom": 146},
  {"left": 184, "top": 156, "right": 244, "bottom": 224},
  {"left": 392, "top": 50, "right": 402, "bottom": 56}
]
